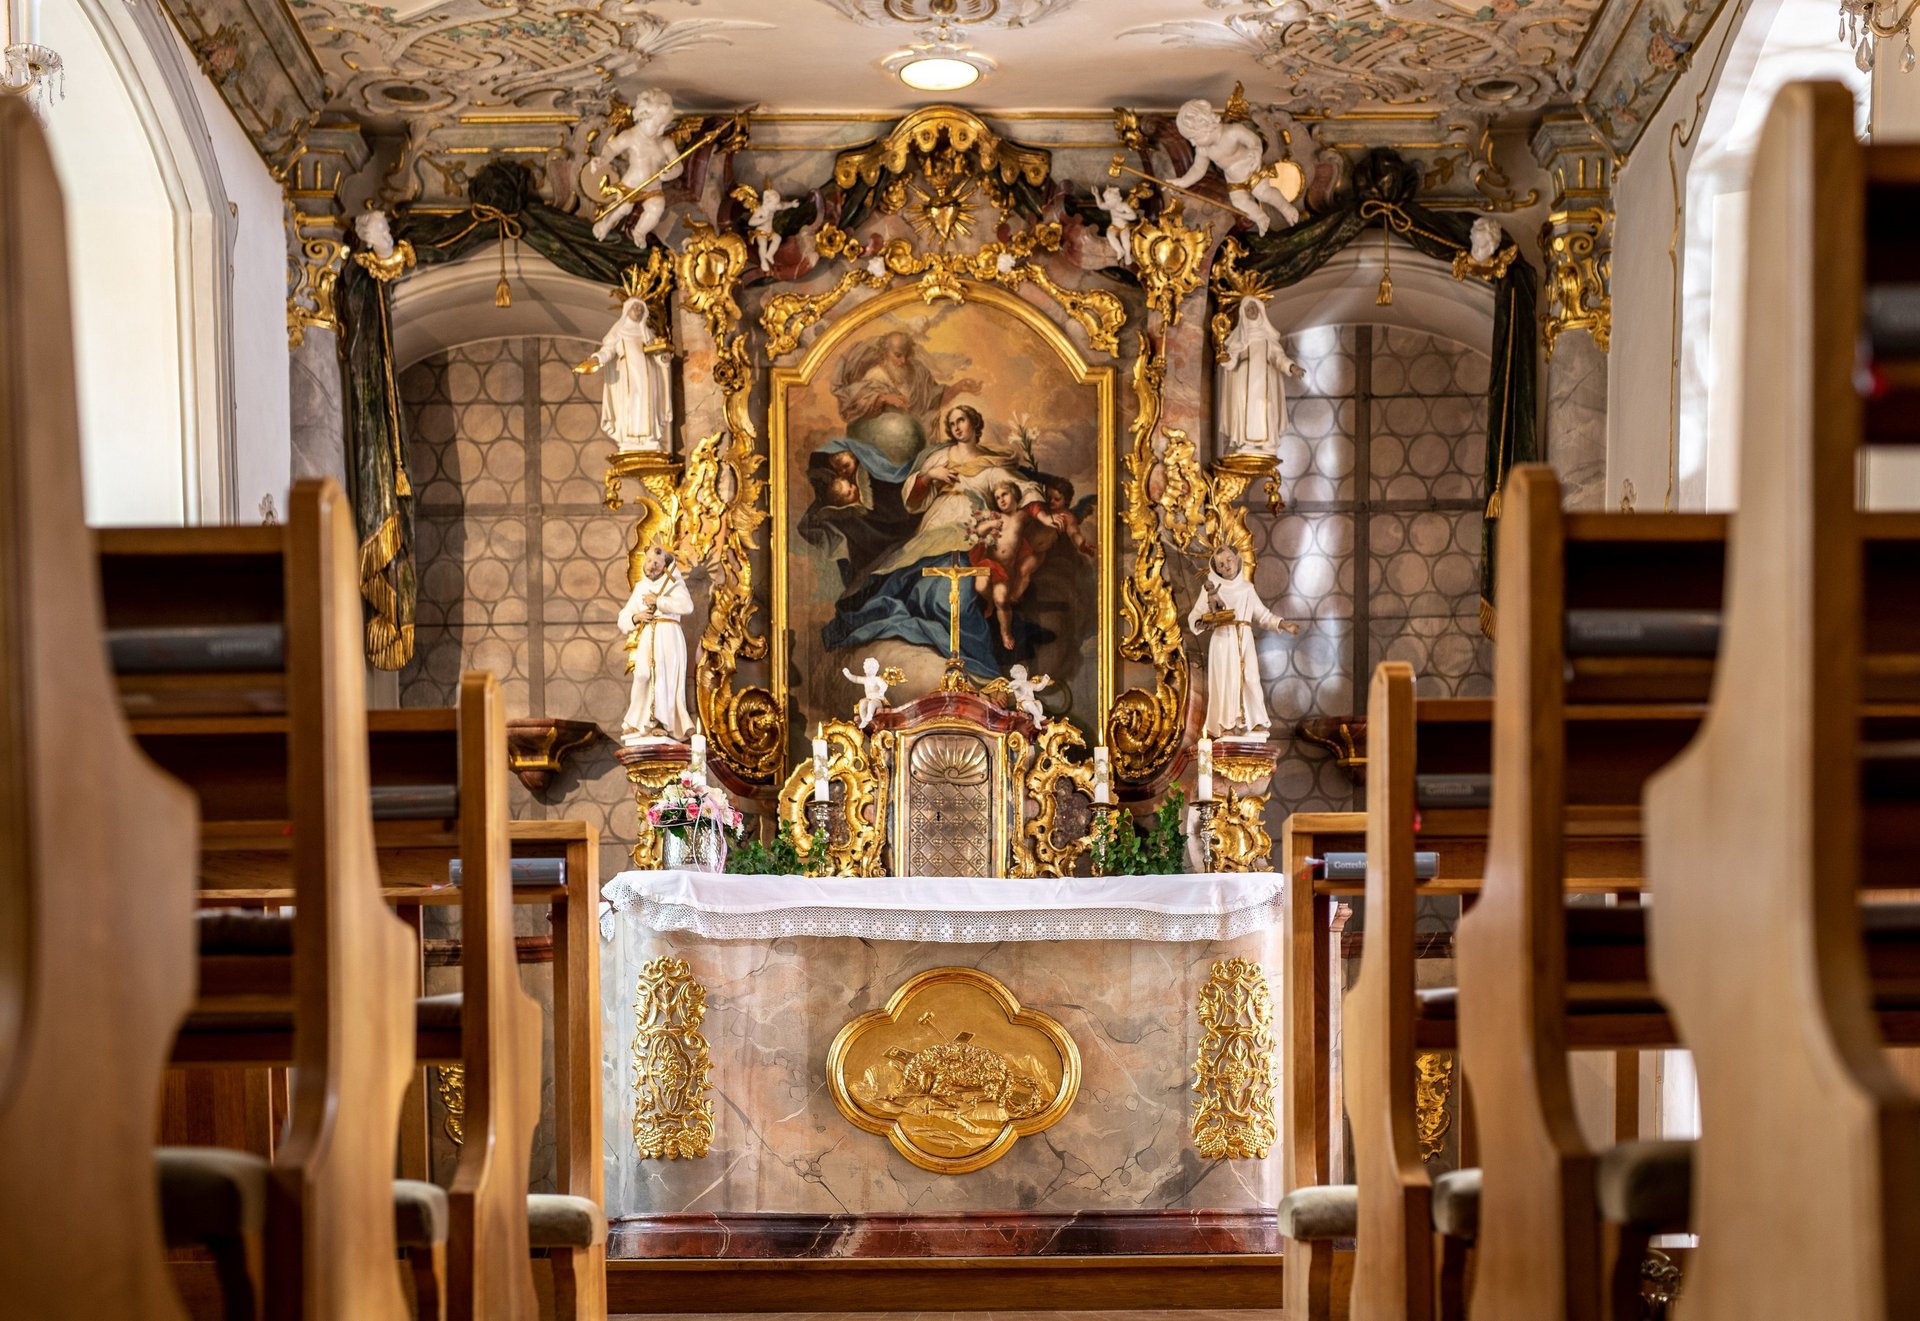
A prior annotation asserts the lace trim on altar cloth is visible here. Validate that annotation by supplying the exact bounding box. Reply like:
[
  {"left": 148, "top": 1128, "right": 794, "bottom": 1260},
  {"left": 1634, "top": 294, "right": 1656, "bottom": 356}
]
[{"left": 598, "top": 872, "right": 1285, "bottom": 944}]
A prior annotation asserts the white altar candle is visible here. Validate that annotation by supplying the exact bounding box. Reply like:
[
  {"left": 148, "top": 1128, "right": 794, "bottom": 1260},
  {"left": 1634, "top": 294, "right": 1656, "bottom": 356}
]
[
  {"left": 1092, "top": 745, "right": 1110, "bottom": 805},
  {"left": 689, "top": 728, "right": 707, "bottom": 782},
  {"left": 812, "top": 724, "right": 830, "bottom": 803},
  {"left": 1197, "top": 737, "right": 1213, "bottom": 803}
]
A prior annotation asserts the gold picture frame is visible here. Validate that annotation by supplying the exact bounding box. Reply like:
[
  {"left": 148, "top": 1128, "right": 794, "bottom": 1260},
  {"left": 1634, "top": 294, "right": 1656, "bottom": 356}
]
[{"left": 768, "top": 279, "right": 1119, "bottom": 756}]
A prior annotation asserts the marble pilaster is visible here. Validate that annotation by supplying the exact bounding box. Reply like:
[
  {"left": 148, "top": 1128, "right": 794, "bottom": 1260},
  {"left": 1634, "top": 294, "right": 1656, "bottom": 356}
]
[
  {"left": 289, "top": 328, "right": 347, "bottom": 485},
  {"left": 1531, "top": 111, "right": 1614, "bottom": 512}
]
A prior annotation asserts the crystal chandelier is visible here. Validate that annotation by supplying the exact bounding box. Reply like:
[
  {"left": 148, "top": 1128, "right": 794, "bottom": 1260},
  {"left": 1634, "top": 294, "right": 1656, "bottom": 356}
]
[
  {"left": 1839, "top": 0, "right": 1920, "bottom": 72},
  {"left": 2, "top": 0, "right": 60, "bottom": 113}
]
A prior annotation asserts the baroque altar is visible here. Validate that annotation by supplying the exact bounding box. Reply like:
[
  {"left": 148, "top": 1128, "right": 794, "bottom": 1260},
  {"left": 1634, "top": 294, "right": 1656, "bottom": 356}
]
[{"left": 597, "top": 869, "right": 1285, "bottom": 1258}]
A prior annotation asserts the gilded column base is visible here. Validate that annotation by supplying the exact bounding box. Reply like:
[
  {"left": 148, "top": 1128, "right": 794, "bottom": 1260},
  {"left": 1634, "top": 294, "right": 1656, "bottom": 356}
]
[{"left": 617, "top": 740, "right": 694, "bottom": 870}]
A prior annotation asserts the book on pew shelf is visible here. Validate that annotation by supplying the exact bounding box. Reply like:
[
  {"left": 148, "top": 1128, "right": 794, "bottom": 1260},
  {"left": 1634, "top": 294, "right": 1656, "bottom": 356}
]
[
  {"left": 1415, "top": 773, "right": 1492, "bottom": 809},
  {"left": 369, "top": 784, "right": 460, "bottom": 819},
  {"left": 1313, "top": 851, "right": 1440, "bottom": 880},
  {"left": 1866, "top": 283, "right": 1920, "bottom": 358},
  {"left": 1563, "top": 609, "right": 1720, "bottom": 656},
  {"left": 107, "top": 623, "right": 285, "bottom": 672},
  {"left": 447, "top": 857, "right": 567, "bottom": 886}
]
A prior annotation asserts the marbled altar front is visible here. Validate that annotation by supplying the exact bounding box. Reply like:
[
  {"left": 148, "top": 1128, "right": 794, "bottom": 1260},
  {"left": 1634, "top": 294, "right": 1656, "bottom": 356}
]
[{"left": 598, "top": 874, "right": 1283, "bottom": 1239}]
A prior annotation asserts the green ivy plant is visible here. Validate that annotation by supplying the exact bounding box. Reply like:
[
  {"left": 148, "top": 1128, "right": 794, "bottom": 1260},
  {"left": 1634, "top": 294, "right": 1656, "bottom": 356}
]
[
  {"left": 1090, "top": 787, "right": 1189, "bottom": 876},
  {"left": 726, "top": 820, "right": 821, "bottom": 876}
]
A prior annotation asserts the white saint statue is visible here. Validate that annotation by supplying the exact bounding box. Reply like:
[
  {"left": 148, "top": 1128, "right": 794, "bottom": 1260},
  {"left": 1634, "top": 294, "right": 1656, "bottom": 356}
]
[
  {"left": 617, "top": 540, "right": 694, "bottom": 742},
  {"left": 575, "top": 298, "right": 674, "bottom": 453},
  {"left": 1093, "top": 185, "right": 1138, "bottom": 266},
  {"left": 842, "top": 657, "right": 894, "bottom": 728},
  {"left": 744, "top": 187, "right": 799, "bottom": 270},
  {"left": 1188, "top": 545, "right": 1299, "bottom": 740},
  {"left": 1218, "top": 297, "right": 1304, "bottom": 457},
  {"left": 1171, "top": 98, "right": 1300, "bottom": 236},
  {"left": 1006, "top": 664, "right": 1052, "bottom": 727},
  {"left": 590, "top": 89, "right": 681, "bottom": 245}
]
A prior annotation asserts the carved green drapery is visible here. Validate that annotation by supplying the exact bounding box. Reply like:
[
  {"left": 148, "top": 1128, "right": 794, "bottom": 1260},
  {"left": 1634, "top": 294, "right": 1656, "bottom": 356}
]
[
  {"left": 336, "top": 162, "right": 660, "bottom": 668},
  {"left": 1231, "top": 150, "right": 1540, "bottom": 633}
]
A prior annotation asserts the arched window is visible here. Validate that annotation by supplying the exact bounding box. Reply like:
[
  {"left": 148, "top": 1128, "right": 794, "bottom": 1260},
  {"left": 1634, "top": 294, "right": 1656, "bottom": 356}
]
[{"left": 1676, "top": 0, "right": 1870, "bottom": 510}]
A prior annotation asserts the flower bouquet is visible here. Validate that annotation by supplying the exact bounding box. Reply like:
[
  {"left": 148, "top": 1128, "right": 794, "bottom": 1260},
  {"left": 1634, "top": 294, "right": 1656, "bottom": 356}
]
[{"left": 648, "top": 774, "right": 741, "bottom": 872}]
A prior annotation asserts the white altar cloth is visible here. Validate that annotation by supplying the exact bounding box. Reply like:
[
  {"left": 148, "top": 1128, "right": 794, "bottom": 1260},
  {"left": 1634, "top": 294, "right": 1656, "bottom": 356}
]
[{"left": 598, "top": 869, "right": 1284, "bottom": 943}]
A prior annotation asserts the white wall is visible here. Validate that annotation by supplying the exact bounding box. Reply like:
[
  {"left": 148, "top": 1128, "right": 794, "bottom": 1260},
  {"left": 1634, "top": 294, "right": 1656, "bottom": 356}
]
[
  {"left": 177, "top": 28, "right": 290, "bottom": 524},
  {"left": 39, "top": 0, "right": 189, "bottom": 525},
  {"left": 31, "top": 0, "right": 288, "bottom": 526}
]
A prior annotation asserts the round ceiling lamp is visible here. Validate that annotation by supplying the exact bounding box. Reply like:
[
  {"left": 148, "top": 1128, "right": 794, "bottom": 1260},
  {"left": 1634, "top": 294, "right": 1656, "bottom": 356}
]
[{"left": 897, "top": 54, "right": 983, "bottom": 90}]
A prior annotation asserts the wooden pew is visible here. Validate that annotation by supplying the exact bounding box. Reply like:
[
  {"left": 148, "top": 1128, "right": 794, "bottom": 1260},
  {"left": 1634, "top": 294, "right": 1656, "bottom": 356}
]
[
  {"left": 0, "top": 93, "right": 199, "bottom": 1320},
  {"left": 1279, "top": 700, "right": 1665, "bottom": 1321},
  {"left": 1452, "top": 468, "right": 1709, "bottom": 1321},
  {"left": 1344, "top": 662, "right": 1440, "bottom": 1321},
  {"left": 1644, "top": 80, "right": 1920, "bottom": 1321},
  {"left": 116, "top": 674, "right": 555, "bottom": 1321},
  {"left": 111, "top": 483, "right": 424, "bottom": 1321}
]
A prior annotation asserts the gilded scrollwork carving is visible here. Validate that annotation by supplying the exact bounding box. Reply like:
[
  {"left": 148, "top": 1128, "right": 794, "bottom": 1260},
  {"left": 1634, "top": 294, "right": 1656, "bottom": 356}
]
[
  {"left": 1540, "top": 208, "right": 1612, "bottom": 361},
  {"left": 435, "top": 1065, "right": 466, "bottom": 1147},
  {"left": 1415, "top": 1051, "right": 1455, "bottom": 1160},
  {"left": 676, "top": 223, "right": 748, "bottom": 341},
  {"left": 287, "top": 233, "right": 349, "bottom": 348},
  {"left": 832, "top": 105, "right": 1052, "bottom": 219},
  {"left": 622, "top": 755, "right": 684, "bottom": 870},
  {"left": 778, "top": 719, "right": 888, "bottom": 877},
  {"left": 1192, "top": 957, "right": 1279, "bottom": 1160},
  {"left": 1109, "top": 199, "right": 1212, "bottom": 786},
  {"left": 1208, "top": 789, "right": 1272, "bottom": 873},
  {"left": 1011, "top": 721, "right": 1097, "bottom": 879},
  {"left": 763, "top": 222, "right": 1125, "bottom": 360},
  {"left": 631, "top": 956, "right": 715, "bottom": 1160}
]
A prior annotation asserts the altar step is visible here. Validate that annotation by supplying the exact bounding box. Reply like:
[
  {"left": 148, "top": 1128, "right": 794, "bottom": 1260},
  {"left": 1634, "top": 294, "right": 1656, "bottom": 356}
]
[
  {"left": 614, "top": 1311, "right": 1284, "bottom": 1320},
  {"left": 606, "top": 1251, "right": 1322, "bottom": 1314}
]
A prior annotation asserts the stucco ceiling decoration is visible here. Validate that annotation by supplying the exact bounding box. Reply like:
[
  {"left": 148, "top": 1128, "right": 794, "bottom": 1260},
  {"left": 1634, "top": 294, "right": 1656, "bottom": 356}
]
[
  {"left": 808, "top": 0, "right": 1083, "bottom": 28},
  {"left": 295, "top": 1, "right": 770, "bottom": 127},
  {"left": 1119, "top": 0, "right": 1600, "bottom": 118}
]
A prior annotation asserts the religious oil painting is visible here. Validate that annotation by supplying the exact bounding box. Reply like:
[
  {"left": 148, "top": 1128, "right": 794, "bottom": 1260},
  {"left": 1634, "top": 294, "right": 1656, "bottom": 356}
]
[
  {"left": 772, "top": 283, "right": 1116, "bottom": 747},
  {"left": 827, "top": 966, "right": 1081, "bottom": 1175}
]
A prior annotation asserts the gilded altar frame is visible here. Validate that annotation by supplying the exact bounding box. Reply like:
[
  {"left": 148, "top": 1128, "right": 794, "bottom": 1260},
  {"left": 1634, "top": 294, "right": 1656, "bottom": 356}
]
[{"left": 767, "top": 279, "right": 1119, "bottom": 751}]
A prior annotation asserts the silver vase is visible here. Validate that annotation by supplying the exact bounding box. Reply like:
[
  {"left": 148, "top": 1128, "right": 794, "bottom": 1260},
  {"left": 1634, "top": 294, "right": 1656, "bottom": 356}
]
[{"left": 661, "top": 819, "right": 729, "bottom": 872}]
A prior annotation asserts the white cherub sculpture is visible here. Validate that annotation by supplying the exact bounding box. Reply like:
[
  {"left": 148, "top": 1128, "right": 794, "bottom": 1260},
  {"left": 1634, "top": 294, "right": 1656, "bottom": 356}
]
[
  {"left": 842, "top": 657, "right": 898, "bottom": 728},
  {"left": 1171, "top": 96, "right": 1300, "bottom": 236},
  {"left": 1007, "top": 664, "right": 1052, "bottom": 727},
  {"left": 616, "top": 539, "right": 694, "bottom": 742},
  {"left": 1093, "top": 185, "right": 1138, "bottom": 266},
  {"left": 591, "top": 89, "right": 682, "bottom": 245},
  {"left": 1469, "top": 216, "right": 1502, "bottom": 264},
  {"left": 1219, "top": 297, "right": 1305, "bottom": 457},
  {"left": 743, "top": 186, "right": 799, "bottom": 270}
]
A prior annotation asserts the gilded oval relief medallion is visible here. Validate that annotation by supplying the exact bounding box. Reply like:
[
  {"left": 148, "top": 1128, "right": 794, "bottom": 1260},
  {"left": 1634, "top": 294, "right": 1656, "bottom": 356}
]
[{"left": 827, "top": 966, "right": 1079, "bottom": 1175}]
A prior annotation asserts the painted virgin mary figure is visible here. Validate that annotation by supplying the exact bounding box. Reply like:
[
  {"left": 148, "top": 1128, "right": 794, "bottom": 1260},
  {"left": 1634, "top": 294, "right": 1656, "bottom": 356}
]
[{"left": 822, "top": 404, "right": 1047, "bottom": 674}]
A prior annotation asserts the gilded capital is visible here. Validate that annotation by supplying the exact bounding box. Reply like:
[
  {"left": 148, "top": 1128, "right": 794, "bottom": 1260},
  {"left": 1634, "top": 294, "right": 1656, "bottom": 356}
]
[
  {"left": 1530, "top": 110, "right": 1613, "bottom": 361},
  {"left": 285, "top": 121, "right": 371, "bottom": 348}
]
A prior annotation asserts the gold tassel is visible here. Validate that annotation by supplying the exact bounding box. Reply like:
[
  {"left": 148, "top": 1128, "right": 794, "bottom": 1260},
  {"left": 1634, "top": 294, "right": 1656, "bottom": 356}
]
[
  {"left": 1485, "top": 488, "right": 1502, "bottom": 519},
  {"left": 1376, "top": 270, "right": 1393, "bottom": 305},
  {"left": 1479, "top": 598, "right": 1496, "bottom": 640},
  {"left": 495, "top": 275, "right": 512, "bottom": 308},
  {"left": 1376, "top": 222, "right": 1394, "bottom": 306}
]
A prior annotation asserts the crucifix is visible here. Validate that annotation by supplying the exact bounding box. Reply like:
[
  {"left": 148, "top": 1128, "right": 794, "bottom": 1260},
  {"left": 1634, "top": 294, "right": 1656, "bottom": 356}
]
[{"left": 920, "top": 559, "right": 978, "bottom": 692}]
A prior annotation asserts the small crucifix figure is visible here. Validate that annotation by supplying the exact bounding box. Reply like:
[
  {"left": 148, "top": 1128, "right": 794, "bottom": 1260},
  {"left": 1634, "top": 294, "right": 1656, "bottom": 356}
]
[{"left": 920, "top": 559, "right": 978, "bottom": 691}]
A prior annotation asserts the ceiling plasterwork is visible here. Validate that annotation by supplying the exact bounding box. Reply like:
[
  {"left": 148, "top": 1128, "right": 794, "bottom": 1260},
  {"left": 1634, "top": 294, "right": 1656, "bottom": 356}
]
[
  {"left": 1119, "top": 0, "right": 1601, "bottom": 118},
  {"left": 292, "top": 1, "right": 771, "bottom": 127},
  {"left": 807, "top": 0, "right": 1083, "bottom": 28}
]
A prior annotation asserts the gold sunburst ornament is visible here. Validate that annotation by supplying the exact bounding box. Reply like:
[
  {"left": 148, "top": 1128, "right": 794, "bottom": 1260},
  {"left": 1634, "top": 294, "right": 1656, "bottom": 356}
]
[{"left": 908, "top": 171, "right": 979, "bottom": 246}]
